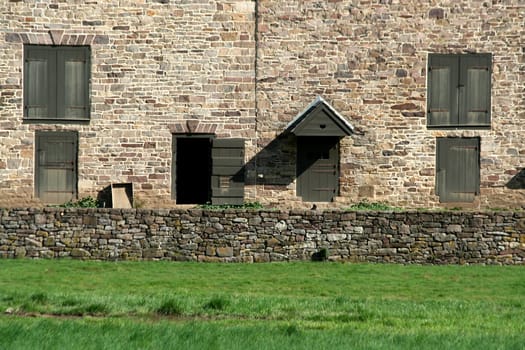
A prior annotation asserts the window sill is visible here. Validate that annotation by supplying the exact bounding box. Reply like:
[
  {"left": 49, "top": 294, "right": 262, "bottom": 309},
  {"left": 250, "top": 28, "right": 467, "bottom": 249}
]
[
  {"left": 23, "top": 118, "right": 90, "bottom": 125},
  {"left": 427, "top": 124, "right": 491, "bottom": 130}
]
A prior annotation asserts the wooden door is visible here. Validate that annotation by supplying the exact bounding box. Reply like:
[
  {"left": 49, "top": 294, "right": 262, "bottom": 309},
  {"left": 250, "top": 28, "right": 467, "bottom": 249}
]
[
  {"left": 297, "top": 137, "right": 339, "bottom": 202},
  {"left": 172, "top": 137, "right": 245, "bottom": 205},
  {"left": 436, "top": 138, "right": 479, "bottom": 202},
  {"left": 36, "top": 131, "right": 77, "bottom": 204}
]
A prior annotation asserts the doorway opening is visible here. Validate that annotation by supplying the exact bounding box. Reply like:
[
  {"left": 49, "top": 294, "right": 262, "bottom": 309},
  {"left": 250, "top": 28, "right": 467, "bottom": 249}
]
[{"left": 174, "top": 136, "right": 212, "bottom": 204}]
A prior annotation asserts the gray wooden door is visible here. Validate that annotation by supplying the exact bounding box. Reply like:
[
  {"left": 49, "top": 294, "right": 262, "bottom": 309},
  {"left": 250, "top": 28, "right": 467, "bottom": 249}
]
[
  {"left": 297, "top": 137, "right": 339, "bottom": 202},
  {"left": 36, "top": 131, "right": 77, "bottom": 204},
  {"left": 211, "top": 138, "right": 245, "bottom": 205},
  {"left": 436, "top": 138, "right": 479, "bottom": 202}
]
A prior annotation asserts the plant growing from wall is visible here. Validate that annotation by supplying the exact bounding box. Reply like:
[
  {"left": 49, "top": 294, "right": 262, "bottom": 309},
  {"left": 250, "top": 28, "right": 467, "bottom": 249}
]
[
  {"left": 347, "top": 200, "right": 400, "bottom": 211},
  {"left": 196, "top": 202, "right": 264, "bottom": 210},
  {"left": 58, "top": 196, "right": 100, "bottom": 208}
]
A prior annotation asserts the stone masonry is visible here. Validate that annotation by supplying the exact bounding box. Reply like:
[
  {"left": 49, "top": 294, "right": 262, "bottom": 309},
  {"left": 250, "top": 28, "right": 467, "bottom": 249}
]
[
  {"left": 1, "top": 208, "right": 524, "bottom": 264},
  {"left": 0, "top": 1, "right": 524, "bottom": 209},
  {"left": 254, "top": 0, "right": 525, "bottom": 208},
  {"left": 0, "top": 1, "right": 256, "bottom": 207}
]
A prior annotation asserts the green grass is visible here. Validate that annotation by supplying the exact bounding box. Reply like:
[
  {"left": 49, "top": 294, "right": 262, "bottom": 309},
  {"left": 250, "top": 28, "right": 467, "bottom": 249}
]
[{"left": 0, "top": 260, "right": 524, "bottom": 349}]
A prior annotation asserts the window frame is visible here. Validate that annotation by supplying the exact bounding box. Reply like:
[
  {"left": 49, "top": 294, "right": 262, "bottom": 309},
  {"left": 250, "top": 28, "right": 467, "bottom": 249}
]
[
  {"left": 427, "top": 53, "right": 492, "bottom": 129},
  {"left": 24, "top": 45, "right": 91, "bottom": 123}
]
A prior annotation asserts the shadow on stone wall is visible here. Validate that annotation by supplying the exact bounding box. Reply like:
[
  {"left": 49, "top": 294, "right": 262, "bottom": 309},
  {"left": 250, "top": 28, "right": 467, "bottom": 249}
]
[
  {"left": 241, "top": 132, "right": 343, "bottom": 188},
  {"left": 243, "top": 132, "right": 297, "bottom": 187},
  {"left": 506, "top": 168, "right": 525, "bottom": 189}
]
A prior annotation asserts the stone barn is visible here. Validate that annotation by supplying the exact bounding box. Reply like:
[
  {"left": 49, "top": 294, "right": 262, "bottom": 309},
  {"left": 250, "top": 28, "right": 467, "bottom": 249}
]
[{"left": 0, "top": 0, "right": 523, "bottom": 209}]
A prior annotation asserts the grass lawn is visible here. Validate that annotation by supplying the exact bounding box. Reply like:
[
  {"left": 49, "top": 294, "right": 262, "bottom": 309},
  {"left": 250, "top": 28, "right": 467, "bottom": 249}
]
[{"left": 0, "top": 260, "right": 524, "bottom": 349}]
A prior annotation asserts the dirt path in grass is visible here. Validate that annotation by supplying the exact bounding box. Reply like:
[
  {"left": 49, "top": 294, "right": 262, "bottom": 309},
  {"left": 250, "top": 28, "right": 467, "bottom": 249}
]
[{"left": 2, "top": 310, "right": 261, "bottom": 323}]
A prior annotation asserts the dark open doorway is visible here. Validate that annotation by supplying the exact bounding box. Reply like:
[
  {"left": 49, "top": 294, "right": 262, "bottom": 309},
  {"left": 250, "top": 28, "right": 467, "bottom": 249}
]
[{"left": 174, "top": 136, "right": 212, "bottom": 204}]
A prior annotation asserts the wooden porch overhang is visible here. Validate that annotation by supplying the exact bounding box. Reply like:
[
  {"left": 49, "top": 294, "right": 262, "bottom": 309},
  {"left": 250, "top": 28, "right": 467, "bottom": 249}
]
[{"left": 284, "top": 96, "right": 354, "bottom": 137}]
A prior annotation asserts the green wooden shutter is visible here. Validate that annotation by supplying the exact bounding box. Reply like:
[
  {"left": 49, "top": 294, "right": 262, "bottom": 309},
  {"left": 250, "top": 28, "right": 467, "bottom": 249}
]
[
  {"left": 459, "top": 54, "right": 491, "bottom": 126},
  {"left": 211, "top": 138, "right": 245, "bottom": 205},
  {"left": 57, "top": 47, "right": 90, "bottom": 120},
  {"left": 436, "top": 138, "right": 479, "bottom": 202},
  {"left": 427, "top": 55, "right": 458, "bottom": 126},
  {"left": 36, "top": 131, "right": 78, "bottom": 204},
  {"left": 24, "top": 46, "right": 56, "bottom": 119}
]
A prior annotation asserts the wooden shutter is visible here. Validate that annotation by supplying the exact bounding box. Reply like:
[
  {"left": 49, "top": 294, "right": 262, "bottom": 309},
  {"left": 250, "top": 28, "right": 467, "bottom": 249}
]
[
  {"left": 57, "top": 47, "right": 90, "bottom": 120},
  {"left": 24, "top": 46, "right": 56, "bottom": 119},
  {"left": 427, "top": 55, "right": 458, "bottom": 126},
  {"left": 459, "top": 54, "right": 491, "bottom": 126},
  {"left": 36, "top": 131, "right": 78, "bottom": 204},
  {"left": 436, "top": 138, "right": 479, "bottom": 202},
  {"left": 211, "top": 138, "right": 245, "bottom": 205}
]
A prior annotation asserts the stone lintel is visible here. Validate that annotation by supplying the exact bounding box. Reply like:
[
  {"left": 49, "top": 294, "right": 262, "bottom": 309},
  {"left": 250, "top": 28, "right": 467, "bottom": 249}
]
[
  {"left": 169, "top": 122, "right": 218, "bottom": 135},
  {"left": 4, "top": 31, "right": 109, "bottom": 46}
]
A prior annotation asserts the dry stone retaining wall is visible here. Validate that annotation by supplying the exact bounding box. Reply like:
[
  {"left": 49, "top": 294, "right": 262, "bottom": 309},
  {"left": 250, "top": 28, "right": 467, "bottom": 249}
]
[{"left": 1, "top": 208, "right": 524, "bottom": 264}]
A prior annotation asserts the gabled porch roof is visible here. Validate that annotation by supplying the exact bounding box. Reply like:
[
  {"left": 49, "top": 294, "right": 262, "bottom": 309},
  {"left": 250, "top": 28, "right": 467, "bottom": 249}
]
[{"left": 284, "top": 96, "right": 354, "bottom": 137}]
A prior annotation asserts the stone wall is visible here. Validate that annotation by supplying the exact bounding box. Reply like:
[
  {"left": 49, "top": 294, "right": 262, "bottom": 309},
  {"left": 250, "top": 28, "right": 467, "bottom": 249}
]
[
  {"left": 0, "top": 0, "right": 256, "bottom": 207},
  {"left": 0, "top": 1, "right": 524, "bottom": 209},
  {"left": 255, "top": 1, "right": 525, "bottom": 208},
  {"left": 1, "top": 208, "right": 524, "bottom": 264}
]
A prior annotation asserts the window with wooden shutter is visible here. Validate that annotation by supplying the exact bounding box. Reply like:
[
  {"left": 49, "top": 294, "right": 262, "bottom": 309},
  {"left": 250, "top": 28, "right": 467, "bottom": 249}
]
[
  {"left": 436, "top": 138, "right": 480, "bottom": 202},
  {"left": 25, "top": 48, "right": 55, "bottom": 119},
  {"left": 25, "top": 46, "right": 90, "bottom": 122},
  {"left": 427, "top": 54, "right": 491, "bottom": 128}
]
